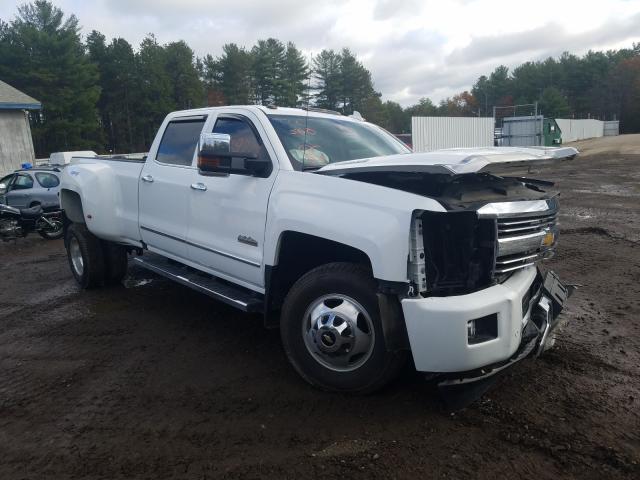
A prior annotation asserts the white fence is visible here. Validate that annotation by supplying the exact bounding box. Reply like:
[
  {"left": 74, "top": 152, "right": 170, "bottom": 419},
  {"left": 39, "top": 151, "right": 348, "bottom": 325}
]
[
  {"left": 555, "top": 119, "right": 605, "bottom": 143},
  {"left": 411, "top": 116, "right": 494, "bottom": 152}
]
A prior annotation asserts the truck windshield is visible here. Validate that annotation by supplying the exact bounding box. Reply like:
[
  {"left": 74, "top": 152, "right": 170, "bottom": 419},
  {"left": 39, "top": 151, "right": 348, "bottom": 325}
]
[{"left": 268, "top": 114, "right": 409, "bottom": 170}]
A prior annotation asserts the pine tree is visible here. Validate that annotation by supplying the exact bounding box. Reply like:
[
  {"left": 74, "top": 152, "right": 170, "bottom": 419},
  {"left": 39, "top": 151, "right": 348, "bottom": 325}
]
[
  {"left": 538, "top": 87, "right": 571, "bottom": 118},
  {"left": 340, "top": 48, "right": 378, "bottom": 114},
  {"left": 313, "top": 50, "right": 342, "bottom": 110},
  {"left": 282, "top": 42, "right": 308, "bottom": 107},
  {"left": 251, "top": 38, "right": 286, "bottom": 105},
  {"left": 214, "top": 43, "right": 253, "bottom": 105},
  {"left": 88, "top": 32, "right": 138, "bottom": 152},
  {"left": 164, "top": 41, "right": 204, "bottom": 110},
  {"left": 134, "top": 34, "right": 174, "bottom": 147}
]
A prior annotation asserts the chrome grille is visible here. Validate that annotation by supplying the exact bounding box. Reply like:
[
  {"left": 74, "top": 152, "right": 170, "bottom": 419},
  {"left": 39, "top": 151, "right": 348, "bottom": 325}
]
[
  {"left": 494, "top": 210, "right": 558, "bottom": 275},
  {"left": 498, "top": 213, "right": 557, "bottom": 237}
]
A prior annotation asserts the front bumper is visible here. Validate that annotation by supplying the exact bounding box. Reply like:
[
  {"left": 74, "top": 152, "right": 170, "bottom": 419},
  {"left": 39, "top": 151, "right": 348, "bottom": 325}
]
[{"left": 401, "top": 267, "right": 570, "bottom": 378}]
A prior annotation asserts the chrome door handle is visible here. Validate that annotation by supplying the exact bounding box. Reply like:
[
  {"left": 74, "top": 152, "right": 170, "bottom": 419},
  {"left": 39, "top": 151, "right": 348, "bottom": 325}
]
[
  {"left": 190, "top": 182, "right": 207, "bottom": 191},
  {"left": 141, "top": 174, "right": 154, "bottom": 183}
]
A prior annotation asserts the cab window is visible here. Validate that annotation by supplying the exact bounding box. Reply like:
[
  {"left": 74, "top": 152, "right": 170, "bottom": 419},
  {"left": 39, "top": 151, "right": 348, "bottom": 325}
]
[
  {"left": 156, "top": 117, "right": 207, "bottom": 166},
  {"left": 13, "top": 174, "right": 34, "bottom": 190},
  {"left": 212, "top": 117, "right": 268, "bottom": 161}
]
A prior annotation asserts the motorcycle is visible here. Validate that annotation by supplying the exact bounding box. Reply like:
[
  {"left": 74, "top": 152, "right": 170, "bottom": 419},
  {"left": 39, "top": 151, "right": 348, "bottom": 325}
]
[{"left": 0, "top": 204, "right": 64, "bottom": 241}]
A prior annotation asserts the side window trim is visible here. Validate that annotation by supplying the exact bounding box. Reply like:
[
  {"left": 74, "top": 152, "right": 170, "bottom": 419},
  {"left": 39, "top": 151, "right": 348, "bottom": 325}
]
[{"left": 154, "top": 114, "right": 208, "bottom": 168}]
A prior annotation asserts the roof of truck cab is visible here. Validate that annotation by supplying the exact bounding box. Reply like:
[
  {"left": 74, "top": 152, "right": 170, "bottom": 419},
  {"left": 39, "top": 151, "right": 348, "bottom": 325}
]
[{"left": 168, "top": 105, "right": 362, "bottom": 122}]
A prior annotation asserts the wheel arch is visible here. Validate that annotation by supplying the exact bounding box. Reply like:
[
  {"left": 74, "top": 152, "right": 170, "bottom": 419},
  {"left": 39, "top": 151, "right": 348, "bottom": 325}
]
[
  {"left": 60, "top": 189, "right": 85, "bottom": 224},
  {"left": 264, "top": 231, "right": 373, "bottom": 322}
]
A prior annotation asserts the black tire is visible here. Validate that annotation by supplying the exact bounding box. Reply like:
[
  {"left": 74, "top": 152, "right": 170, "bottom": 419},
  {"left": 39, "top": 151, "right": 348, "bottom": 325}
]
[
  {"left": 102, "top": 241, "right": 128, "bottom": 286},
  {"left": 280, "top": 262, "right": 407, "bottom": 394},
  {"left": 65, "top": 223, "right": 105, "bottom": 289},
  {"left": 37, "top": 214, "right": 64, "bottom": 240}
]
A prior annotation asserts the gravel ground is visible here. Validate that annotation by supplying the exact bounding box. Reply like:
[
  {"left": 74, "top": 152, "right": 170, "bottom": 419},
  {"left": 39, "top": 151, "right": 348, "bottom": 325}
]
[{"left": 0, "top": 136, "right": 639, "bottom": 479}]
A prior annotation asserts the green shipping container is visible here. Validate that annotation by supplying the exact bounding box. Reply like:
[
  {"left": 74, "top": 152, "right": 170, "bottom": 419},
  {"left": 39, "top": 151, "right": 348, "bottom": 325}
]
[{"left": 543, "top": 118, "right": 562, "bottom": 146}]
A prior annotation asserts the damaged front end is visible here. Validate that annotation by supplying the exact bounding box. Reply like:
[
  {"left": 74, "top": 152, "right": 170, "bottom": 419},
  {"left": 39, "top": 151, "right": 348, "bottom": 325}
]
[
  {"left": 368, "top": 171, "right": 572, "bottom": 386},
  {"left": 318, "top": 147, "right": 577, "bottom": 398},
  {"left": 437, "top": 269, "right": 574, "bottom": 388},
  {"left": 401, "top": 172, "right": 561, "bottom": 298}
]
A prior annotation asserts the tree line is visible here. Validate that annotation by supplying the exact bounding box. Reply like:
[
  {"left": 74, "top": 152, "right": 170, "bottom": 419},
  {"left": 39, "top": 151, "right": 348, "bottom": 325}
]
[{"left": 1, "top": 1, "right": 639, "bottom": 157}]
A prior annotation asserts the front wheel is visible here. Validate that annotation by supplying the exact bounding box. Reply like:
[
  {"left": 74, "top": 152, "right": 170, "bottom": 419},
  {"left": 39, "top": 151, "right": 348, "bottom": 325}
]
[{"left": 280, "top": 262, "right": 406, "bottom": 394}]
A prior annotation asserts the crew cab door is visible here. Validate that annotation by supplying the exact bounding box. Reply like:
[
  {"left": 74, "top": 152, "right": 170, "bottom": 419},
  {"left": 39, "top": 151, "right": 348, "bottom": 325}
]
[
  {"left": 186, "top": 111, "right": 277, "bottom": 291},
  {"left": 139, "top": 115, "right": 207, "bottom": 261}
]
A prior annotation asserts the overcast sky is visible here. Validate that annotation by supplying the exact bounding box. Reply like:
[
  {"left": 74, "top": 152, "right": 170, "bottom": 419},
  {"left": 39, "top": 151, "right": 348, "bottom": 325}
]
[{"left": 2, "top": 0, "right": 640, "bottom": 105}]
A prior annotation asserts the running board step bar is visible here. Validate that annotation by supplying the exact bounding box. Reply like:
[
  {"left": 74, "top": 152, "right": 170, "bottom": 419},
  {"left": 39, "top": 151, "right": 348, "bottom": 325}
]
[{"left": 133, "top": 253, "right": 263, "bottom": 312}]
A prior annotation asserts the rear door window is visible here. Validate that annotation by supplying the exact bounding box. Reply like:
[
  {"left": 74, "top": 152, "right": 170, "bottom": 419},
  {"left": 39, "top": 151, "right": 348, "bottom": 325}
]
[
  {"left": 156, "top": 117, "right": 207, "bottom": 166},
  {"left": 13, "top": 174, "right": 34, "bottom": 190},
  {"left": 35, "top": 172, "right": 60, "bottom": 188}
]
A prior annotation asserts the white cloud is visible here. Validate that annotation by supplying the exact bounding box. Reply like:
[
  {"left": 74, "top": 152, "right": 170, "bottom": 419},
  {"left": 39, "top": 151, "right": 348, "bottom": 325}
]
[{"left": 1, "top": 0, "right": 639, "bottom": 105}]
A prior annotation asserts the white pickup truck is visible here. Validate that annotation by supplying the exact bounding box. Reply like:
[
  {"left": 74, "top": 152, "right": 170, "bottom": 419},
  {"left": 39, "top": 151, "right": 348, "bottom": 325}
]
[{"left": 60, "top": 106, "right": 574, "bottom": 393}]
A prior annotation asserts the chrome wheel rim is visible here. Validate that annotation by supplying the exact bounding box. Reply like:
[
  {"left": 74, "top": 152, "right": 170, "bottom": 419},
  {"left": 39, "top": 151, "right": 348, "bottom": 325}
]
[
  {"left": 69, "top": 237, "right": 84, "bottom": 277},
  {"left": 302, "top": 294, "right": 375, "bottom": 372}
]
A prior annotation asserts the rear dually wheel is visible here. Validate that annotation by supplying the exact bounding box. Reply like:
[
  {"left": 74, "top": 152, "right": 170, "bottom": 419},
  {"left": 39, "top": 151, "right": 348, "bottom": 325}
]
[{"left": 65, "top": 223, "right": 105, "bottom": 289}]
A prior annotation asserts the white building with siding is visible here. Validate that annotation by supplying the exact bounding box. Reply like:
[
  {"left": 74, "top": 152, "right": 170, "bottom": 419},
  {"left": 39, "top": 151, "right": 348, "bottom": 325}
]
[{"left": 0, "top": 80, "right": 41, "bottom": 176}]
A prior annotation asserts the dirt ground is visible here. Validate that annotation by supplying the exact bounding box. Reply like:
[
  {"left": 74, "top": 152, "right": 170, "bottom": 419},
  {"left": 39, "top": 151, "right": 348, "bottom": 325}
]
[{"left": 1, "top": 135, "right": 639, "bottom": 479}]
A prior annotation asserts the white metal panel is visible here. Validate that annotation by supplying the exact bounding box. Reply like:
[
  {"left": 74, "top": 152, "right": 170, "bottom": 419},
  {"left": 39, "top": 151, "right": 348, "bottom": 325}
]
[
  {"left": 501, "top": 115, "right": 543, "bottom": 146},
  {"left": 402, "top": 266, "right": 537, "bottom": 372},
  {"left": 556, "top": 119, "right": 605, "bottom": 142},
  {"left": 603, "top": 120, "right": 620, "bottom": 136},
  {"left": 411, "top": 116, "right": 494, "bottom": 152},
  {"left": 50, "top": 151, "right": 97, "bottom": 165},
  {"left": 264, "top": 169, "right": 447, "bottom": 283},
  {"left": 60, "top": 158, "right": 145, "bottom": 244},
  {"left": 318, "top": 146, "right": 578, "bottom": 176}
]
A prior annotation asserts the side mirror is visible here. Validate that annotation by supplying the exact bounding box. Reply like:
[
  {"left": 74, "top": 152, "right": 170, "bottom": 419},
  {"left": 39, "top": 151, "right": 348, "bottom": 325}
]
[
  {"left": 197, "top": 132, "right": 272, "bottom": 178},
  {"left": 198, "top": 133, "right": 233, "bottom": 174}
]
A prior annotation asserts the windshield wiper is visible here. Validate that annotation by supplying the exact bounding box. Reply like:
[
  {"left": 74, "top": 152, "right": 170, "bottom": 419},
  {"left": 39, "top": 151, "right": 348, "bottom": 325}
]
[{"left": 302, "top": 165, "right": 322, "bottom": 171}]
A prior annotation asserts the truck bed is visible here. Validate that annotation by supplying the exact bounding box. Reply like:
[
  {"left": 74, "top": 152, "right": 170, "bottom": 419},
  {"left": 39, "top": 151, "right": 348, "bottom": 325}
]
[{"left": 63, "top": 155, "right": 146, "bottom": 244}]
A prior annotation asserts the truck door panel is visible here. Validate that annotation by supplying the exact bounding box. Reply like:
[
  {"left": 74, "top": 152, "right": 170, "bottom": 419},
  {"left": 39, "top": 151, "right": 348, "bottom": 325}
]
[
  {"left": 186, "top": 112, "right": 276, "bottom": 290},
  {"left": 139, "top": 116, "right": 206, "bottom": 261}
]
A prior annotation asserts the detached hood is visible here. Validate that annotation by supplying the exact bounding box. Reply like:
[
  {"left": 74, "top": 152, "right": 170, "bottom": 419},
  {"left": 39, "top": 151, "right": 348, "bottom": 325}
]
[{"left": 317, "top": 146, "right": 578, "bottom": 176}]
